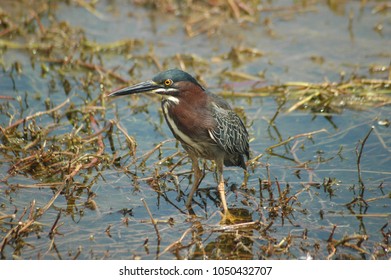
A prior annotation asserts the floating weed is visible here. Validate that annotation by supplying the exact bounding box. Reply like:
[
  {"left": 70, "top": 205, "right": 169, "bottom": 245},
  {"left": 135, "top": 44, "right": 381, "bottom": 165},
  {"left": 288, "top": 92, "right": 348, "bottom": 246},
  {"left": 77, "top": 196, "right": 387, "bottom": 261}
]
[
  {"left": 222, "top": 79, "right": 391, "bottom": 114},
  {"left": 0, "top": 93, "right": 142, "bottom": 256}
]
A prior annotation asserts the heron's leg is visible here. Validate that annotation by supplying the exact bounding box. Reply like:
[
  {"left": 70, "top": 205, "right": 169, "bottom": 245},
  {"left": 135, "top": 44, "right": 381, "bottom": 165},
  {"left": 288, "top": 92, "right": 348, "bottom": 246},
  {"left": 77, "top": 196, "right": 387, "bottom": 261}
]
[
  {"left": 186, "top": 155, "right": 203, "bottom": 210},
  {"left": 216, "top": 160, "right": 229, "bottom": 214}
]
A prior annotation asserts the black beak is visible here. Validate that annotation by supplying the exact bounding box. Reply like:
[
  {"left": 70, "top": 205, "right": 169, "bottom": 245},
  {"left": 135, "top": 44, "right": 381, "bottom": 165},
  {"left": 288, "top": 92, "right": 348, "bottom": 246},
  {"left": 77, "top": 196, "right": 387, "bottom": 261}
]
[{"left": 108, "top": 81, "right": 160, "bottom": 97}]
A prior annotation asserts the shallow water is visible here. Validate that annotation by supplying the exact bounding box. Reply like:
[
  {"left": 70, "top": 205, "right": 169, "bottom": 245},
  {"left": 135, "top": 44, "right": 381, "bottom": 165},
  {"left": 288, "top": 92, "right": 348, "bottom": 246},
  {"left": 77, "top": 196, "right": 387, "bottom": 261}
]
[{"left": 0, "top": 0, "right": 390, "bottom": 259}]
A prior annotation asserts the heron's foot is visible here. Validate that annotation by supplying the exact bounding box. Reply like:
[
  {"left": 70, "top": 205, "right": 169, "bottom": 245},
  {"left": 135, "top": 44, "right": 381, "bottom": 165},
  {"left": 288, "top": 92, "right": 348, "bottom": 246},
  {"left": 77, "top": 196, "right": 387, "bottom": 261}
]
[{"left": 220, "top": 209, "right": 235, "bottom": 224}]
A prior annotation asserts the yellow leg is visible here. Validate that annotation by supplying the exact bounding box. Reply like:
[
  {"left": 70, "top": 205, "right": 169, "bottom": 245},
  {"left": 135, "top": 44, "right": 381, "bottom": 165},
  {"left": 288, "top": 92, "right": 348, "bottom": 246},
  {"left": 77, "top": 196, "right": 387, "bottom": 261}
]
[
  {"left": 217, "top": 179, "right": 229, "bottom": 213},
  {"left": 186, "top": 156, "right": 232, "bottom": 223},
  {"left": 186, "top": 155, "right": 202, "bottom": 210},
  {"left": 216, "top": 160, "right": 230, "bottom": 218}
]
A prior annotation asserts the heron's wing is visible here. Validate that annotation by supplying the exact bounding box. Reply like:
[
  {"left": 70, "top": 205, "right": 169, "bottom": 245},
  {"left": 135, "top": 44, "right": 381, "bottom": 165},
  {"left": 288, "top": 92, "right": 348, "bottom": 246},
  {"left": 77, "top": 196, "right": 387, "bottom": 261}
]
[{"left": 208, "top": 104, "right": 249, "bottom": 158}]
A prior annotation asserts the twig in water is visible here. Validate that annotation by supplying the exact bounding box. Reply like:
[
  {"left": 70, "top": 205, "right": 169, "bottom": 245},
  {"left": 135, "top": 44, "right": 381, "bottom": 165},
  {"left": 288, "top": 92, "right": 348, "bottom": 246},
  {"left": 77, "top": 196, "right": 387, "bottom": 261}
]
[
  {"left": 266, "top": 129, "right": 328, "bottom": 151},
  {"left": 37, "top": 184, "right": 66, "bottom": 216},
  {"left": 141, "top": 198, "right": 161, "bottom": 242},
  {"left": 327, "top": 224, "right": 337, "bottom": 242},
  {"left": 347, "top": 126, "right": 374, "bottom": 208},
  {"left": 116, "top": 121, "right": 137, "bottom": 156},
  {"left": 49, "top": 211, "right": 62, "bottom": 239},
  {"left": 356, "top": 126, "right": 374, "bottom": 195},
  {"left": 158, "top": 227, "right": 194, "bottom": 258},
  {"left": 138, "top": 139, "right": 175, "bottom": 167}
]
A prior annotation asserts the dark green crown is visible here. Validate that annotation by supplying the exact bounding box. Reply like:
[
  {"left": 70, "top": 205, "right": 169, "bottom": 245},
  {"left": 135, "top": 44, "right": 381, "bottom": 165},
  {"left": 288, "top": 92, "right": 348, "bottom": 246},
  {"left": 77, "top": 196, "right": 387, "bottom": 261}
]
[{"left": 152, "top": 69, "right": 204, "bottom": 89}]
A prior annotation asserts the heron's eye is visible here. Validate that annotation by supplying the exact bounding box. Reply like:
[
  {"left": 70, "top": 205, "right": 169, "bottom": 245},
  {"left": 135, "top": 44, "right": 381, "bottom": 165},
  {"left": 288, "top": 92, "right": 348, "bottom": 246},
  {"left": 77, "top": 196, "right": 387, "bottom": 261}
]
[{"left": 164, "top": 79, "right": 173, "bottom": 86}]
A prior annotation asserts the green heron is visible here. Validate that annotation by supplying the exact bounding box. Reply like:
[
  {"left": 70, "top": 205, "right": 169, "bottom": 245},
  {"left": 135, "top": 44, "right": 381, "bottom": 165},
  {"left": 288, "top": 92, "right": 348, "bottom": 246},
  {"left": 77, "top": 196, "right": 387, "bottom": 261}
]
[{"left": 109, "top": 69, "right": 249, "bottom": 217}]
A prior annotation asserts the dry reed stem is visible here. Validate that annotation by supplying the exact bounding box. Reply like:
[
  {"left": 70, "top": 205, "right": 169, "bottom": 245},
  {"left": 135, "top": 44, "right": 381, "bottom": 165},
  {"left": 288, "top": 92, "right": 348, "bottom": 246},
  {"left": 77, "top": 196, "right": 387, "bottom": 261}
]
[
  {"left": 158, "top": 227, "right": 194, "bottom": 258},
  {"left": 266, "top": 128, "right": 328, "bottom": 151},
  {"left": 141, "top": 198, "right": 161, "bottom": 242}
]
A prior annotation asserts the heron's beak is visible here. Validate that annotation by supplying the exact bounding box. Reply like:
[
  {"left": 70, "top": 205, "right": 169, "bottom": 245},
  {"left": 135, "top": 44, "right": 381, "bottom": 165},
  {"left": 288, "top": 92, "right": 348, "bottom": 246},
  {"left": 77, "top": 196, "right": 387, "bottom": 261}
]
[{"left": 108, "top": 80, "right": 161, "bottom": 97}]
